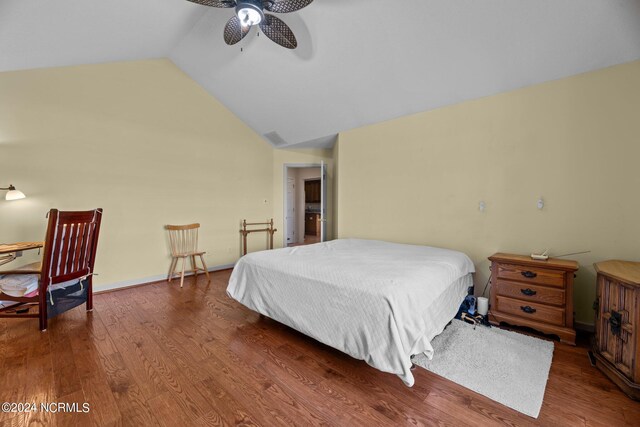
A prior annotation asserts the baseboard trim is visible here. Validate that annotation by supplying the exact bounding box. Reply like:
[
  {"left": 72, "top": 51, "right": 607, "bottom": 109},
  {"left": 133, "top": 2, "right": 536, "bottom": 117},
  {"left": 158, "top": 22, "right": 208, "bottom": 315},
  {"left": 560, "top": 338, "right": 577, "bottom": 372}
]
[
  {"left": 575, "top": 321, "right": 595, "bottom": 333},
  {"left": 94, "top": 262, "right": 236, "bottom": 294}
]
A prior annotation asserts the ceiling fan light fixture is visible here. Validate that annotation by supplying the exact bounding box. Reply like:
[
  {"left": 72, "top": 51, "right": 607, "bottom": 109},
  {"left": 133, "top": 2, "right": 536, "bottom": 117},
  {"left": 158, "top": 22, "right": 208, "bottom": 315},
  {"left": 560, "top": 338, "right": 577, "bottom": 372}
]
[{"left": 236, "top": 0, "right": 264, "bottom": 26}]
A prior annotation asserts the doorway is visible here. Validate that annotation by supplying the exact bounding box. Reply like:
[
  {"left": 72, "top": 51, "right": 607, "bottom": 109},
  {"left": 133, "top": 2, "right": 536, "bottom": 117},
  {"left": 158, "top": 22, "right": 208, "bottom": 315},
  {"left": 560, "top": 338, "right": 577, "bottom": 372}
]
[{"left": 283, "top": 163, "right": 328, "bottom": 247}]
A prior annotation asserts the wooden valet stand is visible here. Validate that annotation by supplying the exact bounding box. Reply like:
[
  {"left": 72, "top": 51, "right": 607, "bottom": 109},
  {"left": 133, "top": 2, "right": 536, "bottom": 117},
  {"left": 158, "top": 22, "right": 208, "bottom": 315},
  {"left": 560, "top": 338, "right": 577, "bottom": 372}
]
[{"left": 240, "top": 219, "right": 277, "bottom": 256}]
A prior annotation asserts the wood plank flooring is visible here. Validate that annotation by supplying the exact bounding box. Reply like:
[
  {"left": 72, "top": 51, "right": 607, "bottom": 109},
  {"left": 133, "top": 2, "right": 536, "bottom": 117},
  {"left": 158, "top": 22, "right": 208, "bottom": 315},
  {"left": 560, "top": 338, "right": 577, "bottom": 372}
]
[{"left": 1, "top": 269, "right": 639, "bottom": 426}]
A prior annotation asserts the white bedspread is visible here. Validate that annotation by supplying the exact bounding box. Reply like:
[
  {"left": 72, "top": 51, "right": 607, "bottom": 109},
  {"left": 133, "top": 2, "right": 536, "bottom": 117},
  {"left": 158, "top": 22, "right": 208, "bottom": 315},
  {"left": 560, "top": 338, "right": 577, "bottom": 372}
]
[{"left": 227, "top": 238, "right": 475, "bottom": 386}]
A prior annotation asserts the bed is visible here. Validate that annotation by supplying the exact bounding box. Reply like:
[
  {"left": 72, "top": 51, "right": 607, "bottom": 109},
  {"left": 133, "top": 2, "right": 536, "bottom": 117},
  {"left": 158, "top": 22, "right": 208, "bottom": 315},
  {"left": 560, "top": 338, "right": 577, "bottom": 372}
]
[{"left": 227, "top": 238, "right": 475, "bottom": 386}]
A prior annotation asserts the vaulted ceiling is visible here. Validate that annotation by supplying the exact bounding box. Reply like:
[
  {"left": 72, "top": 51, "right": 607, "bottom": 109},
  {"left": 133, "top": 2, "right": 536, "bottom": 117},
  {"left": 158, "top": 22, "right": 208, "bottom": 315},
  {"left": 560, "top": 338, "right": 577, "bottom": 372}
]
[{"left": 2, "top": 0, "right": 640, "bottom": 148}]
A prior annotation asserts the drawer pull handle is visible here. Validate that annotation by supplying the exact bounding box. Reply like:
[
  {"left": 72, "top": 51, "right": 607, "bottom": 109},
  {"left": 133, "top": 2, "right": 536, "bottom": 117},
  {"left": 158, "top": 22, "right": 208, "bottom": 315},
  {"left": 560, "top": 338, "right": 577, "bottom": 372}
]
[
  {"left": 521, "top": 271, "right": 537, "bottom": 279},
  {"left": 521, "top": 288, "right": 537, "bottom": 296},
  {"left": 521, "top": 306, "right": 537, "bottom": 314}
]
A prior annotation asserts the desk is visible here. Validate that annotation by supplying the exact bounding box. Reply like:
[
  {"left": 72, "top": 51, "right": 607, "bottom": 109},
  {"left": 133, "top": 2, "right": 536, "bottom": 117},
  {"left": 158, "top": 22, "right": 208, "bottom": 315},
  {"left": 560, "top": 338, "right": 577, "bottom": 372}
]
[{"left": 0, "top": 242, "right": 44, "bottom": 267}]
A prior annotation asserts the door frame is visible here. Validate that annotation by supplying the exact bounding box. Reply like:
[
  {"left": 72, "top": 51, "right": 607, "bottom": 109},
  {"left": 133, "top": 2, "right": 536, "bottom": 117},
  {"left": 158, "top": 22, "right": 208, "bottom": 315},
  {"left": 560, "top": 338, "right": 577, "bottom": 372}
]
[{"left": 283, "top": 163, "right": 324, "bottom": 246}]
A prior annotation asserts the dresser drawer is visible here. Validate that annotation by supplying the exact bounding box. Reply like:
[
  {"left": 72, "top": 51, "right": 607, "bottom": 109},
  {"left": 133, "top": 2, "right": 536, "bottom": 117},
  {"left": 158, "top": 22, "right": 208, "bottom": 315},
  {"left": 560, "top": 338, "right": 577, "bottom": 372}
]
[
  {"left": 495, "top": 296, "right": 565, "bottom": 326},
  {"left": 495, "top": 280, "right": 565, "bottom": 306},
  {"left": 497, "top": 263, "right": 566, "bottom": 288}
]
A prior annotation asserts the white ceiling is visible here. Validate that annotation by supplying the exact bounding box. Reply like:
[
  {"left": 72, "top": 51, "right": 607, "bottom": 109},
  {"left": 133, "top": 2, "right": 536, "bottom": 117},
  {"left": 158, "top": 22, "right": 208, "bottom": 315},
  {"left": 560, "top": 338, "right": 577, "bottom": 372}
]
[
  {"left": 2, "top": 0, "right": 640, "bottom": 148},
  {"left": 0, "top": 0, "right": 203, "bottom": 72}
]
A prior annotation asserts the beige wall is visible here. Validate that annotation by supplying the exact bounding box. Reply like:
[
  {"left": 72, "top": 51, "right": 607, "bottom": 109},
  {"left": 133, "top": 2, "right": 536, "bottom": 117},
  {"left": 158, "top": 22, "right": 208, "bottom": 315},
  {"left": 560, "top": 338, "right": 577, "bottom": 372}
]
[
  {"left": 0, "top": 59, "right": 274, "bottom": 290},
  {"left": 337, "top": 60, "right": 640, "bottom": 325}
]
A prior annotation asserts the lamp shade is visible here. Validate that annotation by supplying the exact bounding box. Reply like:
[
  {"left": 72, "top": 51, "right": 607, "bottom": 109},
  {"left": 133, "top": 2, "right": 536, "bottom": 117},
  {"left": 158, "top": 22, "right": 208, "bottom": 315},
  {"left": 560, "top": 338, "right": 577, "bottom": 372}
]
[{"left": 5, "top": 188, "right": 26, "bottom": 201}]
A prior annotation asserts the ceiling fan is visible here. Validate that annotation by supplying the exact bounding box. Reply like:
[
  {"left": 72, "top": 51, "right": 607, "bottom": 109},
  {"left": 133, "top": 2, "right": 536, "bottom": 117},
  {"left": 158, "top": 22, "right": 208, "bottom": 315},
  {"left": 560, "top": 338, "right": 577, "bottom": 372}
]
[{"left": 186, "top": 0, "right": 314, "bottom": 49}]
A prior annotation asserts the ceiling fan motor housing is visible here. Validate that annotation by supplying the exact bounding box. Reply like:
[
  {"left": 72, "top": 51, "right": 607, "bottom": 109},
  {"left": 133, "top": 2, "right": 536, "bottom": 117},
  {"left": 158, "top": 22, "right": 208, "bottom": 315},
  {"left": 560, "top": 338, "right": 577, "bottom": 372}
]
[{"left": 236, "top": 0, "right": 265, "bottom": 26}]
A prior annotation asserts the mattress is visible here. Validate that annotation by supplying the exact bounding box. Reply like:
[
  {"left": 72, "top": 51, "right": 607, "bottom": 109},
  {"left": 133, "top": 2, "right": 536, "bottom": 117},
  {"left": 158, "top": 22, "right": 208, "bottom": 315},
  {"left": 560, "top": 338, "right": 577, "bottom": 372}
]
[{"left": 227, "top": 238, "right": 475, "bottom": 386}]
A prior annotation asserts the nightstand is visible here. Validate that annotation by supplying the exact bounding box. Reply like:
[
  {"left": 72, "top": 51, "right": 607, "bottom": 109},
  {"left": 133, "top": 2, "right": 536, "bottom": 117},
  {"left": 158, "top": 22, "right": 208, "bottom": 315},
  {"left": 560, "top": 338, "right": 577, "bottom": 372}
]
[
  {"left": 592, "top": 260, "right": 640, "bottom": 400},
  {"left": 488, "top": 253, "right": 579, "bottom": 345}
]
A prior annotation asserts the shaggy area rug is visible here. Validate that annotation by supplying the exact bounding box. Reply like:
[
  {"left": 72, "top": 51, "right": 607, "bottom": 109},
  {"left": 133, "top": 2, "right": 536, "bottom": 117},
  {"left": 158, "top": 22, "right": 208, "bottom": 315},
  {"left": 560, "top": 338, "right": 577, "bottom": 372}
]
[{"left": 412, "top": 320, "right": 554, "bottom": 418}]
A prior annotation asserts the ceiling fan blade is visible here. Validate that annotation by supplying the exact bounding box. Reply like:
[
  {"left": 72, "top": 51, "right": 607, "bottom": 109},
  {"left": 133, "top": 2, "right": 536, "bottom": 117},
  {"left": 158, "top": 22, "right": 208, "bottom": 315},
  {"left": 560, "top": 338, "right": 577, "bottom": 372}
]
[
  {"left": 259, "top": 14, "right": 297, "bottom": 49},
  {"left": 224, "top": 15, "right": 251, "bottom": 45},
  {"left": 263, "top": 0, "right": 313, "bottom": 14},
  {"left": 186, "top": 0, "right": 235, "bottom": 8}
]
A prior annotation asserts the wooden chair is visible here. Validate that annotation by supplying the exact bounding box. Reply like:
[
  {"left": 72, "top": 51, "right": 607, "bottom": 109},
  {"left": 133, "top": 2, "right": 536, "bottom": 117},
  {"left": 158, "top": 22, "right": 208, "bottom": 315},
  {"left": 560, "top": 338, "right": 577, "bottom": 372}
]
[
  {"left": 166, "top": 223, "right": 210, "bottom": 288},
  {"left": 0, "top": 209, "right": 103, "bottom": 331}
]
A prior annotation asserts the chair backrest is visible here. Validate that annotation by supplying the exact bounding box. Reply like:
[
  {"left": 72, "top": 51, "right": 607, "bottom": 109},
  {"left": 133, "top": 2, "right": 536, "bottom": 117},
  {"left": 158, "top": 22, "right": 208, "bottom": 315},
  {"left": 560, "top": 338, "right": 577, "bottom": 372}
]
[
  {"left": 40, "top": 209, "right": 103, "bottom": 289},
  {"left": 166, "top": 223, "right": 200, "bottom": 256}
]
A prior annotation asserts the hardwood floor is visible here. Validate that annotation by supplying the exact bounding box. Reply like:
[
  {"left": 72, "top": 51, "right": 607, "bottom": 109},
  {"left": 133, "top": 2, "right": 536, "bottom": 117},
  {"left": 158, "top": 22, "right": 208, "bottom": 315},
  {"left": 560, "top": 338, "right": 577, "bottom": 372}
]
[
  {"left": 287, "top": 235, "right": 321, "bottom": 247},
  {"left": 1, "top": 270, "right": 639, "bottom": 426}
]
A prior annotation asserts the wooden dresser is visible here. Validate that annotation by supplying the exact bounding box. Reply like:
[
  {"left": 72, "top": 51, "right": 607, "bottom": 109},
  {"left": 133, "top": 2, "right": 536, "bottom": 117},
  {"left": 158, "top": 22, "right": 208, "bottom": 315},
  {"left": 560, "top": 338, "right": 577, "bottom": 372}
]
[
  {"left": 593, "top": 260, "right": 640, "bottom": 400},
  {"left": 489, "top": 253, "right": 578, "bottom": 345}
]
